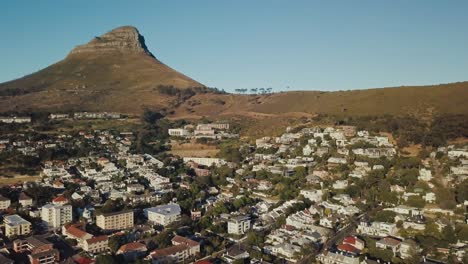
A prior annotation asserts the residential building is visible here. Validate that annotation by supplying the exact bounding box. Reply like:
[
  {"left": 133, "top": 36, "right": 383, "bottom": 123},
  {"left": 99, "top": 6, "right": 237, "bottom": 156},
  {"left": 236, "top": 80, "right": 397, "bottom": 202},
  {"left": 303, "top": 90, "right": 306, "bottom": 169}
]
[
  {"left": 41, "top": 204, "right": 73, "bottom": 229},
  {"left": 117, "top": 242, "right": 148, "bottom": 261},
  {"left": 168, "top": 128, "right": 190, "bottom": 137},
  {"left": 357, "top": 221, "right": 398, "bottom": 237},
  {"left": 0, "top": 195, "right": 11, "bottom": 210},
  {"left": 19, "top": 192, "right": 33, "bottom": 207},
  {"left": 148, "top": 236, "right": 200, "bottom": 263},
  {"left": 13, "top": 236, "right": 59, "bottom": 264},
  {"left": 83, "top": 235, "right": 109, "bottom": 253},
  {"left": 145, "top": 203, "right": 181, "bottom": 226},
  {"left": 96, "top": 210, "right": 134, "bottom": 231},
  {"left": 4, "top": 214, "right": 32, "bottom": 237},
  {"left": 376, "top": 237, "right": 401, "bottom": 255},
  {"left": 317, "top": 250, "right": 360, "bottom": 264},
  {"left": 223, "top": 245, "right": 250, "bottom": 263},
  {"left": 228, "top": 215, "right": 251, "bottom": 235},
  {"left": 300, "top": 189, "right": 323, "bottom": 202}
]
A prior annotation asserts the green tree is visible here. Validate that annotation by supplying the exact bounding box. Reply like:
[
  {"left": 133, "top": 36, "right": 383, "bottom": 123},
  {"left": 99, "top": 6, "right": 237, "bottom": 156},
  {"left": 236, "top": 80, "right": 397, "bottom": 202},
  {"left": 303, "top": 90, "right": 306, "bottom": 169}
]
[
  {"left": 374, "top": 210, "right": 397, "bottom": 223},
  {"left": 406, "top": 196, "right": 426, "bottom": 208},
  {"left": 455, "top": 179, "right": 468, "bottom": 203},
  {"left": 442, "top": 225, "right": 457, "bottom": 244},
  {"left": 95, "top": 255, "right": 118, "bottom": 264}
]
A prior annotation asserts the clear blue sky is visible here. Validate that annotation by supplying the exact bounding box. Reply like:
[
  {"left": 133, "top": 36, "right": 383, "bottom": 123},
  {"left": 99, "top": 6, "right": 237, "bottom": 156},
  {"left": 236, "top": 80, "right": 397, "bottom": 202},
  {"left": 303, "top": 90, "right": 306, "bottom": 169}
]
[{"left": 1, "top": 1, "right": 467, "bottom": 92}]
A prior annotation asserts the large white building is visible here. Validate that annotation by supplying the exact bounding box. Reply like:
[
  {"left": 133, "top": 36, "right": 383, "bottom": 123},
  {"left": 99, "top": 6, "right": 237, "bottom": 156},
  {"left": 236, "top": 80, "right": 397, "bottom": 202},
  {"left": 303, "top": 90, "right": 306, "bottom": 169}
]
[
  {"left": 183, "top": 157, "right": 226, "bottom": 167},
  {"left": 357, "top": 221, "right": 398, "bottom": 237},
  {"left": 41, "top": 204, "right": 73, "bottom": 230},
  {"left": 145, "top": 203, "right": 181, "bottom": 226},
  {"left": 300, "top": 189, "right": 323, "bottom": 203},
  {"left": 0, "top": 195, "right": 11, "bottom": 210},
  {"left": 4, "top": 214, "right": 31, "bottom": 237},
  {"left": 228, "top": 215, "right": 251, "bottom": 235},
  {"left": 168, "top": 128, "right": 190, "bottom": 137}
]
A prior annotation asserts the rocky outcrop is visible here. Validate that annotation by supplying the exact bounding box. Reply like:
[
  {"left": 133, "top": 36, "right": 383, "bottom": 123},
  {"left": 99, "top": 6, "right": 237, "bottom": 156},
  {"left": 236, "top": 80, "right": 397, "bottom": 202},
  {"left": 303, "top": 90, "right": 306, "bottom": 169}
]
[{"left": 69, "top": 26, "right": 154, "bottom": 56}]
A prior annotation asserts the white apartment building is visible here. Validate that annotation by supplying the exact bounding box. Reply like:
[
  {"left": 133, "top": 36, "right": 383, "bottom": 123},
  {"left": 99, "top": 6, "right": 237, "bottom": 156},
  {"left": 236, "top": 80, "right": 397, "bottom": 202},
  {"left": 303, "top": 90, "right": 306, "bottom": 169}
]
[
  {"left": 96, "top": 210, "right": 134, "bottom": 231},
  {"left": 168, "top": 128, "right": 190, "bottom": 137},
  {"left": 41, "top": 204, "right": 73, "bottom": 230},
  {"left": 182, "top": 157, "right": 226, "bottom": 167},
  {"left": 0, "top": 195, "right": 11, "bottom": 210},
  {"left": 228, "top": 215, "right": 251, "bottom": 235},
  {"left": 4, "top": 214, "right": 31, "bottom": 237},
  {"left": 357, "top": 221, "right": 398, "bottom": 237},
  {"left": 83, "top": 235, "right": 109, "bottom": 253},
  {"left": 145, "top": 203, "right": 181, "bottom": 226}
]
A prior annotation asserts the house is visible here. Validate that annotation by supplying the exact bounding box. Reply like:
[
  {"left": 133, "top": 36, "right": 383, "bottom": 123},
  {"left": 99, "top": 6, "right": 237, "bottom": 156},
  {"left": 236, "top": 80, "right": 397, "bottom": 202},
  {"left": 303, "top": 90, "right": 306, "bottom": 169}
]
[
  {"left": 227, "top": 215, "right": 251, "bottom": 235},
  {"left": 62, "top": 223, "right": 93, "bottom": 245},
  {"left": 145, "top": 203, "right": 181, "bottom": 226},
  {"left": 4, "top": 214, "right": 32, "bottom": 237},
  {"left": 52, "top": 195, "right": 69, "bottom": 205},
  {"left": 19, "top": 192, "right": 33, "bottom": 207},
  {"left": 300, "top": 189, "right": 323, "bottom": 202},
  {"left": 117, "top": 242, "right": 148, "bottom": 261},
  {"left": 171, "top": 236, "right": 200, "bottom": 256},
  {"left": 342, "top": 236, "right": 365, "bottom": 250},
  {"left": 418, "top": 168, "right": 432, "bottom": 182},
  {"left": 337, "top": 244, "right": 360, "bottom": 256},
  {"left": 333, "top": 180, "right": 348, "bottom": 190},
  {"left": 357, "top": 221, "right": 398, "bottom": 237},
  {"left": 223, "top": 245, "right": 250, "bottom": 263},
  {"left": 399, "top": 239, "right": 420, "bottom": 259},
  {"left": 317, "top": 250, "right": 360, "bottom": 264},
  {"left": 376, "top": 237, "right": 401, "bottom": 255},
  {"left": 168, "top": 128, "right": 190, "bottom": 137},
  {"left": 83, "top": 235, "right": 109, "bottom": 253},
  {"left": 127, "top": 184, "right": 145, "bottom": 193},
  {"left": 149, "top": 235, "right": 200, "bottom": 263},
  {"left": 0, "top": 195, "right": 11, "bottom": 210},
  {"left": 13, "top": 236, "right": 59, "bottom": 264},
  {"left": 191, "top": 210, "right": 202, "bottom": 221},
  {"left": 424, "top": 192, "right": 436, "bottom": 203}
]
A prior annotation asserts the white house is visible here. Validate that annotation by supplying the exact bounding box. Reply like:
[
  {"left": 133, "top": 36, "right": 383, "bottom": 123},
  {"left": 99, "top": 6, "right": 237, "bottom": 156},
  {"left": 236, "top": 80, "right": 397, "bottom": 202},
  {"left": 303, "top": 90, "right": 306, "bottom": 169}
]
[
  {"left": 227, "top": 215, "right": 251, "bottom": 235},
  {"left": 145, "top": 203, "right": 181, "bottom": 226}
]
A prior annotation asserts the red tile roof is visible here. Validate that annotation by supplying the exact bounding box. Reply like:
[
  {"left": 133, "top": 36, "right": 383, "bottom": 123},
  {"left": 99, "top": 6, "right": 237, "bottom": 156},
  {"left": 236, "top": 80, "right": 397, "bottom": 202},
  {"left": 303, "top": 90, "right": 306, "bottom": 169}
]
[
  {"left": 150, "top": 244, "right": 188, "bottom": 258},
  {"left": 337, "top": 244, "right": 360, "bottom": 254},
  {"left": 86, "top": 235, "right": 108, "bottom": 244},
  {"left": 171, "top": 235, "right": 199, "bottom": 247},
  {"left": 118, "top": 242, "right": 147, "bottom": 253},
  {"left": 53, "top": 195, "right": 69, "bottom": 203},
  {"left": 66, "top": 226, "right": 90, "bottom": 239}
]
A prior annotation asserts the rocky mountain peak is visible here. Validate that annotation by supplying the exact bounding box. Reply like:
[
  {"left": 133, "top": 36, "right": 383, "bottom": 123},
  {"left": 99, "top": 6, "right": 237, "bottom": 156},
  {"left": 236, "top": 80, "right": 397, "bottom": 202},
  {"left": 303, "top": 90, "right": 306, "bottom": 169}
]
[{"left": 69, "top": 26, "right": 154, "bottom": 56}]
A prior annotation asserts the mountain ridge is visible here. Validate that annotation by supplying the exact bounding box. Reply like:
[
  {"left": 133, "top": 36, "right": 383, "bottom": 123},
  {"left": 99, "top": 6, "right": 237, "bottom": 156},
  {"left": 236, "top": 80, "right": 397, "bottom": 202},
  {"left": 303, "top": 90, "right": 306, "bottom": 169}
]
[{"left": 0, "top": 26, "right": 467, "bottom": 119}]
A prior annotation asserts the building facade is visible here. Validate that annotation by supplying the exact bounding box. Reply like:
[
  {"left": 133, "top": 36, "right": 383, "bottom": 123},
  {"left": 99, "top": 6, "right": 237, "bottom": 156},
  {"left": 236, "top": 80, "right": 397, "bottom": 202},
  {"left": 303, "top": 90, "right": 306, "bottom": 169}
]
[
  {"left": 96, "top": 210, "right": 134, "bottom": 231},
  {"left": 41, "top": 204, "right": 73, "bottom": 230}
]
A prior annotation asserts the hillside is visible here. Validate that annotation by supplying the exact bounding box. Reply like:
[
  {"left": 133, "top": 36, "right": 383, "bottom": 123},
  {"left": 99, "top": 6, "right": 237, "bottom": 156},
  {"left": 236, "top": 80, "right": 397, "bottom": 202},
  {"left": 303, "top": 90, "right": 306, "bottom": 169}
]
[
  {"left": 173, "top": 82, "right": 468, "bottom": 119},
  {"left": 0, "top": 26, "right": 203, "bottom": 114},
  {"left": 0, "top": 26, "right": 467, "bottom": 122}
]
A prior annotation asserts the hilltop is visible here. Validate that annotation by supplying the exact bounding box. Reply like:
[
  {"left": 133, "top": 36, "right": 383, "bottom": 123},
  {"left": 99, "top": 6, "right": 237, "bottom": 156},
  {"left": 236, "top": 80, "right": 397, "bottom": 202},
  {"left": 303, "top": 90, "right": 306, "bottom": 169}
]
[{"left": 0, "top": 26, "right": 204, "bottom": 114}]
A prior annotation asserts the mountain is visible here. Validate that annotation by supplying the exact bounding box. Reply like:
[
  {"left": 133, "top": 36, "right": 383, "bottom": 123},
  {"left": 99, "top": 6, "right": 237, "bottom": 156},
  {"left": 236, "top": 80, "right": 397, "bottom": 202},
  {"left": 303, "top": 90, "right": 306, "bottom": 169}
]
[
  {"left": 0, "top": 26, "right": 204, "bottom": 114},
  {"left": 0, "top": 26, "right": 467, "bottom": 121}
]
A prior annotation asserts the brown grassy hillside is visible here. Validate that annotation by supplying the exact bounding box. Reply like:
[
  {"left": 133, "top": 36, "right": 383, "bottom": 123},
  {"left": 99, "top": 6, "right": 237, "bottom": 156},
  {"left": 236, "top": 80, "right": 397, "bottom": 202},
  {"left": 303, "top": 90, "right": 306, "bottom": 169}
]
[
  {"left": 0, "top": 26, "right": 203, "bottom": 114},
  {"left": 173, "top": 82, "right": 468, "bottom": 119},
  {"left": 0, "top": 26, "right": 467, "bottom": 122}
]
